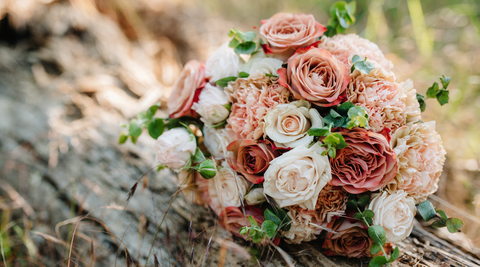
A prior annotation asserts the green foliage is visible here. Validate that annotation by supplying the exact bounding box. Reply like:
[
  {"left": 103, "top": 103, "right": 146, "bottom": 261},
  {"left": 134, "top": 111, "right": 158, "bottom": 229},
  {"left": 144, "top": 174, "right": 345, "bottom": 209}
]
[
  {"left": 351, "top": 55, "right": 375, "bottom": 75},
  {"left": 215, "top": 76, "right": 238, "bottom": 87},
  {"left": 148, "top": 118, "right": 164, "bottom": 139},
  {"left": 264, "top": 208, "right": 291, "bottom": 231},
  {"left": 239, "top": 208, "right": 292, "bottom": 243},
  {"left": 417, "top": 75, "right": 451, "bottom": 112},
  {"left": 417, "top": 200, "right": 464, "bottom": 233},
  {"left": 325, "top": 1, "right": 356, "bottom": 37},
  {"left": 193, "top": 148, "right": 206, "bottom": 163},
  {"left": 228, "top": 28, "right": 260, "bottom": 55},
  {"left": 322, "top": 102, "right": 370, "bottom": 130}
]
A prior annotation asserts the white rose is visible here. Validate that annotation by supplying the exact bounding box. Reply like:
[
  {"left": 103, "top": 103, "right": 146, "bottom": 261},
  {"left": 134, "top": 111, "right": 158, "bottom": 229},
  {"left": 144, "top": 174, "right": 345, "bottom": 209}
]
[
  {"left": 263, "top": 143, "right": 332, "bottom": 210},
  {"left": 240, "top": 51, "right": 283, "bottom": 76},
  {"left": 368, "top": 190, "right": 416, "bottom": 243},
  {"left": 210, "top": 161, "right": 250, "bottom": 207},
  {"left": 245, "top": 188, "right": 267, "bottom": 205},
  {"left": 205, "top": 42, "right": 244, "bottom": 82},
  {"left": 154, "top": 128, "right": 196, "bottom": 171},
  {"left": 264, "top": 100, "right": 323, "bottom": 148},
  {"left": 192, "top": 84, "right": 230, "bottom": 125},
  {"left": 203, "top": 126, "right": 233, "bottom": 160}
]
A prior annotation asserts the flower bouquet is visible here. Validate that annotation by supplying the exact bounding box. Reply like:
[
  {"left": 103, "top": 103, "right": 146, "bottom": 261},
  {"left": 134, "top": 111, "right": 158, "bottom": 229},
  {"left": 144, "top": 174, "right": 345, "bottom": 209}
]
[{"left": 120, "top": 2, "right": 463, "bottom": 266}]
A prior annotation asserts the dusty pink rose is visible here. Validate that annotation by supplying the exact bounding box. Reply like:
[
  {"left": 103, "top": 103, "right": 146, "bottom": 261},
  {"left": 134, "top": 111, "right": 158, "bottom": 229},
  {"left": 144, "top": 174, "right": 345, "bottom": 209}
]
[
  {"left": 388, "top": 121, "right": 446, "bottom": 203},
  {"left": 328, "top": 128, "right": 398, "bottom": 194},
  {"left": 226, "top": 73, "right": 290, "bottom": 140},
  {"left": 278, "top": 48, "right": 349, "bottom": 107},
  {"left": 168, "top": 60, "right": 206, "bottom": 118},
  {"left": 318, "top": 34, "right": 393, "bottom": 71},
  {"left": 219, "top": 206, "right": 264, "bottom": 237},
  {"left": 260, "top": 13, "right": 326, "bottom": 55},
  {"left": 323, "top": 219, "right": 372, "bottom": 258}
]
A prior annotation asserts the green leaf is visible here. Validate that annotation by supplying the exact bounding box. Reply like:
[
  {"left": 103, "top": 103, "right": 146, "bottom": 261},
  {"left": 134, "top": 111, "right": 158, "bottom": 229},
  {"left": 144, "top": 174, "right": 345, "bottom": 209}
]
[
  {"left": 210, "top": 120, "right": 227, "bottom": 128},
  {"left": 239, "top": 31, "right": 256, "bottom": 42},
  {"left": 146, "top": 104, "right": 159, "bottom": 119},
  {"left": 119, "top": 133, "right": 128, "bottom": 144},
  {"left": 370, "top": 244, "right": 382, "bottom": 255},
  {"left": 369, "top": 256, "right": 388, "bottom": 267},
  {"left": 365, "top": 217, "right": 373, "bottom": 225},
  {"left": 347, "top": 106, "right": 366, "bottom": 118},
  {"left": 130, "top": 135, "right": 138, "bottom": 144},
  {"left": 337, "top": 101, "right": 355, "bottom": 116},
  {"left": 324, "top": 114, "right": 345, "bottom": 127},
  {"left": 353, "top": 212, "right": 363, "bottom": 221},
  {"left": 308, "top": 127, "right": 330, "bottom": 137},
  {"left": 440, "top": 75, "right": 451, "bottom": 89},
  {"left": 437, "top": 90, "right": 449, "bottom": 105},
  {"left": 248, "top": 215, "right": 258, "bottom": 228},
  {"left": 264, "top": 209, "right": 282, "bottom": 227},
  {"left": 346, "top": 116, "right": 369, "bottom": 129},
  {"left": 272, "top": 208, "right": 291, "bottom": 231},
  {"left": 368, "top": 225, "right": 386, "bottom": 245},
  {"left": 351, "top": 55, "right": 375, "bottom": 74},
  {"left": 239, "top": 226, "right": 248, "bottom": 236},
  {"left": 193, "top": 148, "right": 206, "bottom": 163},
  {"left": 128, "top": 119, "right": 142, "bottom": 137},
  {"left": 390, "top": 247, "right": 400, "bottom": 261},
  {"left": 251, "top": 231, "right": 264, "bottom": 243},
  {"left": 430, "top": 219, "right": 447, "bottom": 228},
  {"left": 265, "top": 73, "right": 279, "bottom": 78},
  {"left": 262, "top": 220, "right": 278, "bottom": 238},
  {"left": 446, "top": 218, "right": 463, "bottom": 233},
  {"left": 416, "top": 93, "right": 426, "bottom": 112},
  {"left": 223, "top": 103, "right": 232, "bottom": 111},
  {"left": 426, "top": 82, "right": 440, "bottom": 98},
  {"left": 137, "top": 111, "right": 148, "bottom": 122},
  {"left": 330, "top": 109, "right": 342, "bottom": 118},
  {"left": 324, "top": 25, "right": 336, "bottom": 37},
  {"left": 194, "top": 159, "right": 216, "bottom": 179},
  {"left": 239, "top": 71, "right": 250, "bottom": 78},
  {"left": 357, "top": 195, "right": 371, "bottom": 207},
  {"left": 437, "top": 209, "right": 448, "bottom": 220},
  {"left": 148, "top": 118, "right": 164, "bottom": 139},
  {"left": 229, "top": 38, "right": 240, "bottom": 48},
  {"left": 216, "top": 76, "right": 237, "bottom": 87},
  {"left": 234, "top": 41, "right": 257, "bottom": 55},
  {"left": 346, "top": 200, "right": 358, "bottom": 209},
  {"left": 417, "top": 200, "right": 437, "bottom": 222},
  {"left": 363, "top": 209, "right": 375, "bottom": 219}
]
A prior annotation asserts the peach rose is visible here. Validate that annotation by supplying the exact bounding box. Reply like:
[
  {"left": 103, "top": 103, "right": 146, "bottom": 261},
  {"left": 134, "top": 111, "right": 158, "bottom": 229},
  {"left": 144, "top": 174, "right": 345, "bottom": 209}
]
[
  {"left": 260, "top": 13, "right": 326, "bottom": 56},
  {"left": 318, "top": 34, "right": 393, "bottom": 71},
  {"left": 328, "top": 128, "right": 398, "bottom": 194},
  {"left": 168, "top": 60, "right": 206, "bottom": 118},
  {"left": 226, "top": 73, "right": 290, "bottom": 140},
  {"left": 323, "top": 219, "right": 372, "bottom": 258},
  {"left": 219, "top": 206, "right": 264, "bottom": 237},
  {"left": 227, "top": 140, "right": 276, "bottom": 184},
  {"left": 278, "top": 48, "right": 349, "bottom": 107},
  {"left": 388, "top": 121, "right": 446, "bottom": 203}
]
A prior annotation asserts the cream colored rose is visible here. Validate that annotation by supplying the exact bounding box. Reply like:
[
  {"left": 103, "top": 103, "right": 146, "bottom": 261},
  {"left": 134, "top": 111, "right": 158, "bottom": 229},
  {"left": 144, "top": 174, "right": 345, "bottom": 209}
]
[
  {"left": 210, "top": 161, "right": 250, "bottom": 208},
  {"left": 264, "top": 100, "right": 323, "bottom": 148},
  {"left": 388, "top": 121, "right": 446, "bottom": 203},
  {"left": 154, "top": 128, "right": 196, "bottom": 171},
  {"left": 263, "top": 143, "right": 332, "bottom": 210},
  {"left": 205, "top": 42, "right": 244, "bottom": 82},
  {"left": 203, "top": 126, "right": 233, "bottom": 160},
  {"left": 192, "top": 84, "right": 230, "bottom": 125},
  {"left": 245, "top": 188, "right": 267, "bottom": 205},
  {"left": 368, "top": 190, "right": 416, "bottom": 243},
  {"left": 283, "top": 208, "right": 323, "bottom": 244},
  {"left": 240, "top": 51, "right": 283, "bottom": 76}
]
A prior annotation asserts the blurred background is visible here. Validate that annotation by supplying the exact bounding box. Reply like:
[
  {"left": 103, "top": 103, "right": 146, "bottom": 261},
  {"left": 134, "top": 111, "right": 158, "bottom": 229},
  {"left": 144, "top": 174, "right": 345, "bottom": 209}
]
[{"left": 1, "top": 0, "right": 480, "bottom": 266}]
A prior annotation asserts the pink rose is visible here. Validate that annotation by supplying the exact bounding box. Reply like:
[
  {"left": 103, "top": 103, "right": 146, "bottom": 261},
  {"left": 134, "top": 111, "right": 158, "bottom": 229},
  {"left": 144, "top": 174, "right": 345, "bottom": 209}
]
[
  {"left": 278, "top": 48, "right": 349, "bottom": 107},
  {"left": 219, "top": 206, "right": 264, "bottom": 237},
  {"left": 260, "top": 13, "right": 326, "bottom": 55},
  {"left": 168, "top": 60, "right": 206, "bottom": 118},
  {"left": 328, "top": 128, "right": 398, "bottom": 194}
]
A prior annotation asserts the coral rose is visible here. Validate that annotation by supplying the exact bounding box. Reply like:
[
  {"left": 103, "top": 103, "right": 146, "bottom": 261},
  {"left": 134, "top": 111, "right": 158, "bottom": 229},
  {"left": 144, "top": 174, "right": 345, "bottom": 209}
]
[
  {"left": 226, "top": 73, "right": 290, "bottom": 140},
  {"left": 278, "top": 48, "right": 349, "bottom": 107},
  {"left": 318, "top": 34, "right": 393, "bottom": 71},
  {"left": 328, "top": 127, "right": 398, "bottom": 194},
  {"left": 388, "top": 121, "right": 446, "bottom": 203},
  {"left": 168, "top": 60, "right": 206, "bottom": 118},
  {"left": 154, "top": 128, "right": 196, "bottom": 171},
  {"left": 368, "top": 190, "right": 416, "bottom": 243},
  {"left": 227, "top": 140, "right": 276, "bottom": 184},
  {"left": 263, "top": 100, "right": 324, "bottom": 148},
  {"left": 260, "top": 13, "right": 326, "bottom": 56},
  {"left": 210, "top": 161, "right": 250, "bottom": 208},
  {"left": 323, "top": 219, "right": 372, "bottom": 258},
  {"left": 264, "top": 142, "right": 332, "bottom": 210},
  {"left": 219, "top": 206, "right": 264, "bottom": 238}
]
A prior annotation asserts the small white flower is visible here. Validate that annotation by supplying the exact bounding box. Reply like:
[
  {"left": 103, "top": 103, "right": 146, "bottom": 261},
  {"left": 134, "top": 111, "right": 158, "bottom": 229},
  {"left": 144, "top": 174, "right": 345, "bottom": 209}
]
[
  {"left": 192, "top": 84, "right": 230, "bottom": 125},
  {"left": 154, "top": 128, "right": 196, "bottom": 171},
  {"left": 205, "top": 42, "right": 244, "bottom": 82}
]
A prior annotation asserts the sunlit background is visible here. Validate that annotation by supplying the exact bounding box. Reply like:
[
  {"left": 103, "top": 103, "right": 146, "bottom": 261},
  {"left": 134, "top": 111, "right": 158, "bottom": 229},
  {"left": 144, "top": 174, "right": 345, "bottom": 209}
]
[{"left": 1, "top": 0, "right": 480, "bottom": 265}]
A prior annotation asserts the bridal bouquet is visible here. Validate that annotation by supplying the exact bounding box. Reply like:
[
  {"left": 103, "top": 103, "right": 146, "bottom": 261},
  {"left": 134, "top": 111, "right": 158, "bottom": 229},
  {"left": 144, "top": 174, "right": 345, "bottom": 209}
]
[{"left": 120, "top": 2, "right": 462, "bottom": 266}]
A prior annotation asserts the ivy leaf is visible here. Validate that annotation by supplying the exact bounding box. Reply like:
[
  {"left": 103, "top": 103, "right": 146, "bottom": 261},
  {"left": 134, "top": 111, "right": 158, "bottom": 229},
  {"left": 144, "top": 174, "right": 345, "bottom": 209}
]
[
  {"left": 437, "top": 90, "right": 449, "bottom": 105},
  {"left": 369, "top": 256, "right": 388, "bottom": 267},
  {"left": 368, "top": 225, "right": 386, "bottom": 245},
  {"left": 128, "top": 119, "right": 142, "bottom": 138},
  {"left": 216, "top": 76, "right": 237, "bottom": 87},
  {"left": 430, "top": 219, "right": 447, "bottom": 228},
  {"left": 264, "top": 209, "right": 282, "bottom": 227},
  {"left": 417, "top": 93, "right": 426, "bottom": 112},
  {"left": 440, "top": 75, "right": 451, "bottom": 89},
  {"left": 118, "top": 133, "right": 128, "bottom": 144},
  {"left": 446, "top": 218, "right": 463, "bottom": 233},
  {"left": 370, "top": 244, "right": 382, "bottom": 255},
  {"left": 417, "top": 200, "right": 437, "bottom": 222},
  {"left": 262, "top": 220, "right": 278, "bottom": 238},
  {"left": 234, "top": 41, "right": 257, "bottom": 55},
  {"left": 308, "top": 127, "right": 330, "bottom": 137},
  {"left": 357, "top": 195, "right": 371, "bottom": 208},
  {"left": 437, "top": 209, "right": 448, "bottom": 220},
  {"left": 148, "top": 118, "right": 164, "bottom": 139},
  {"left": 426, "top": 82, "right": 440, "bottom": 98}
]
